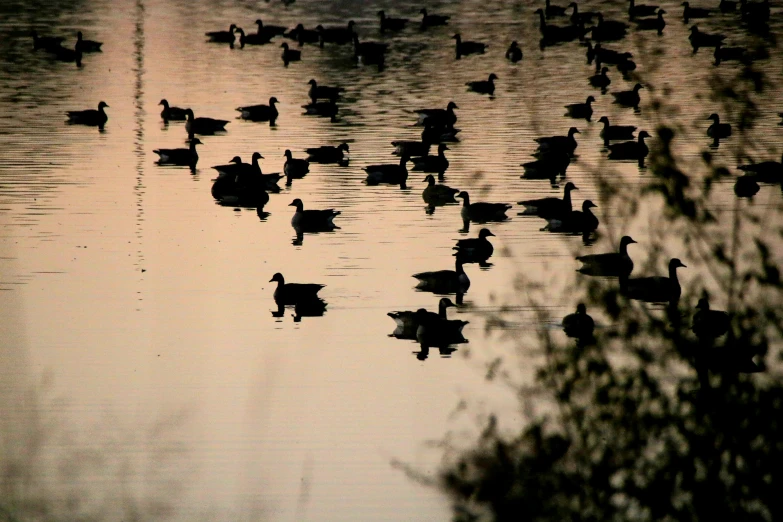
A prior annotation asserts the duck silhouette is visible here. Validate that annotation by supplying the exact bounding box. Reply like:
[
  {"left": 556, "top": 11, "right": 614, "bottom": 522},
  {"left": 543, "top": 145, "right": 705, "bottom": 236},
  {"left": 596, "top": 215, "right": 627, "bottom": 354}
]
[{"left": 576, "top": 236, "right": 636, "bottom": 277}]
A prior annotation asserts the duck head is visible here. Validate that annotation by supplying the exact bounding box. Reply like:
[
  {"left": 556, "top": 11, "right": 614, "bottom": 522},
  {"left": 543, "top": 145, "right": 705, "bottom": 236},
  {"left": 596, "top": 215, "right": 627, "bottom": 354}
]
[
  {"left": 620, "top": 236, "right": 637, "bottom": 247},
  {"left": 478, "top": 228, "right": 495, "bottom": 238},
  {"left": 188, "top": 138, "right": 203, "bottom": 147},
  {"left": 98, "top": 101, "right": 109, "bottom": 110},
  {"left": 158, "top": 99, "right": 169, "bottom": 107},
  {"left": 269, "top": 96, "right": 279, "bottom": 106},
  {"left": 184, "top": 108, "right": 194, "bottom": 119},
  {"left": 284, "top": 149, "right": 293, "bottom": 159},
  {"left": 338, "top": 143, "right": 350, "bottom": 152},
  {"left": 670, "top": 258, "right": 687, "bottom": 269},
  {"left": 638, "top": 130, "right": 651, "bottom": 140},
  {"left": 281, "top": 42, "right": 290, "bottom": 49},
  {"left": 576, "top": 303, "right": 587, "bottom": 314},
  {"left": 568, "top": 127, "right": 580, "bottom": 137},
  {"left": 377, "top": 10, "right": 386, "bottom": 18},
  {"left": 456, "top": 191, "right": 470, "bottom": 202},
  {"left": 586, "top": 95, "right": 596, "bottom": 104},
  {"left": 447, "top": 101, "right": 458, "bottom": 111},
  {"left": 598, "top": 116, "right": 610, "bottom": 125},
  {"left": 251, "top": 152, "right": 264, "bottom": 161},
  {"left": 269, "top": 272, "right": 285, "bottom": 283},
  {"left": 437, "top": 144, "right": 449, "bottom": 153},
  {"left": 707, "top": 113, "right": 720, "bottom": 121},
  {"left": 633, "top": 83, "right": 644, "bottom": 92},
  {"left": 308, "top": 79, "right": 317, "bottom": 86},
  {"left": 696, "top": 297, "right": 711, "bottom": 310},
  {"left": 488, "top": 73, "right": 498, "bottom": 81},
  {"left": 582, "top": 200, "right": 597, "bottom": 211},
  {"left": 289, "top": 198, "right": 305, "bottom": 210},
  {"left": 439, "top": 297, "right": 456, "bottom": 310},
  {"left": 452, "top": 34, "right": 462, "bottom": 42},
  {"left": 229, "top": 156, "right": 242, "bottom": 164},
  {"left": 423, "top": 174, "right": 436, "bottom": 184},
  {"left": 420, "top": 8, "right": 428, "bottom": 15},
  {"left": 255, "top": 19, "right": 264, "bottom": 27},
  {"left": 564, "top": 182, "right": 578, "bottom": 192},
  {"left": 601, "top": 67, "right": 609, "bottom": 75}
]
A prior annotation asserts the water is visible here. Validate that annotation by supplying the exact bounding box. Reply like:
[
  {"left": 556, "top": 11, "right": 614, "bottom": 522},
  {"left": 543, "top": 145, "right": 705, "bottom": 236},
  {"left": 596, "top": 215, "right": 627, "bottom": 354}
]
[{"left": 1, "top": 0, "right": 782, "bottom": 520}]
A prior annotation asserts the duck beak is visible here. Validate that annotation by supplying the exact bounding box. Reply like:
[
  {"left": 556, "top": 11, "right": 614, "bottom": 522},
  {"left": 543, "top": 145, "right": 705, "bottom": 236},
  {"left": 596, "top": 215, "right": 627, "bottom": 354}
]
[{"left": 268, "top": 278, "right": 275, "bottom": 282}]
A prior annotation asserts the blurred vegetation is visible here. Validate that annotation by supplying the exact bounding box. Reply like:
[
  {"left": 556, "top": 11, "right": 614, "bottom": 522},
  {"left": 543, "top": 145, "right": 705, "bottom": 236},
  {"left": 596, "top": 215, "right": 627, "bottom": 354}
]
[{"left": 419, "top": 20, "right": 783, "bottom": 522}]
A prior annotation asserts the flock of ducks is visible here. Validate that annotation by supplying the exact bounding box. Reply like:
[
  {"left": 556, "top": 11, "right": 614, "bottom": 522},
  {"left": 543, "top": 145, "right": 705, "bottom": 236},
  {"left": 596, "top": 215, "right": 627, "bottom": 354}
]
[{"left": 47, "top": 0, "right": 778, "bottom": 364}]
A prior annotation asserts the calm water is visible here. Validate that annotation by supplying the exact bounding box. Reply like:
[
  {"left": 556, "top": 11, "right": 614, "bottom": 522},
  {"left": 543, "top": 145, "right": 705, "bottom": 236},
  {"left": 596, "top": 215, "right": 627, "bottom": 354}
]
[{"left": 1, "top": 0, "right": 782, "bottom": 519}]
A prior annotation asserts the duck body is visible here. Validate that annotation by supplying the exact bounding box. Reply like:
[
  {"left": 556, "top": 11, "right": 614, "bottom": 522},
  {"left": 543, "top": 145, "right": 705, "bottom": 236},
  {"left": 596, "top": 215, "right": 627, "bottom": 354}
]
[
  {"left": 453, "top": 228, "right": 495, "bottom": 264},
  {"left": 576, "top": 235, "right": 636, "bottom": 277},
  {"left": 389, "top": 298, "right": 467, "bottom": 342},
  {"left": 545, "top": 200, "right": 599, "bottom": 234},
  {"left": 413, "top": 259, "right": 470, "bottom": 295},
  {"left": 521, "top": 151, "right": 571, "bottom": 180},
  {"left": 457, "top": 191, "right": 511, "bottom": 223},
  {"left": 689, "top": 26, "right": 725, "bottom": 52},
  {"left": 562, "top": 304, "right": 595, "bottom": 340},
  {"left": 628, "top": 0, "right": 659, "bottom": 18},
  {"left": 53, "top": 44, "right": 82, "bottom": 66},
  {"left": 305, "top": 143, "right": 349, "bottom": 164},
  {"left": 535, "top": 127, "right": 580, "bottom": 156},
  {"left": 392, "top": 140, "right": 431, "bottom": 158},
  {"left": 302, "top": 101, "right": 339, "bottom": 120},
  {"left": 734, "top": 175, "right": 760, "bottom": 197},
  {"left": 308, "top": 80, "right": 344, "bottom": 103},
  {"left": 621, "top": 258, "right": 686, "bottom": 304},
  {"left": 159, "top": 99, "right": 188, "bottom": 122},
  {"left": 707, "top": 113, "right": 731, "bottom": 139},
  {"left": 692, "top": 297, "right": 729, "bottom": 342},
  {"left": 612, "top": 84, "right": 643, "bottom": 108},
  {"left": 421, "top": 124, "right": 460, "bottom": 144},
  {"left": 608, "top": 131, "right": 650, "bottom": 160},
  {"left": 289, "top": 199, "right": 340, "bottom": 231},
  {"left": 589, "top": 67, "right": 611, "bottom": 91},
  {"left": 236, "top": 97, "right": 279, "bottom": 124},
  {"left": 453, "top": 34, "right": 487, "bottom": 59},
  {"left": 153, "top": 138, "right": 201, "bottom": 167},
  {"left": 281, "top": 42, "right": 301, "bottom": 64},
  {"left": 269, "top": 273, "right": 324, "bottom": 306},
  {"left": 590, "top": 15, "right": 628, "bottom": 41},
  {"left": 76, "top": 31, "right": 102, "bottom": 52},
  {"left": 420, "top": 9, "right": 450, "bottom": 28},
  {"left": 635, "top": 10, "right": 666, "bottom": 34},
  {"left": 466, "top": 74, "right": 497, "bottom": 95},
  {"left": 713, "top": 42, "right": 746, "bottom": 65},
  {"left": 682, "top": 2, "right": 711, "bottom": 23},
  {"left": 365, "top": 157, "right": 409, "bottom": 188},
  {"left": 185, "top": 109, "right": 228, "bottom": 135},
  {"left": 506, "top": 41, "right": 523, "bottom": 62},
  {"left": 535, "top": 9, "right": 582, "bottom": 44},
  {"left": 565, "top": 96, "right": 595, "bottom": 120},
  {"left": 379, "top": 11, "right": 408, "bottom": 32},
  {"left": 206, "top": 24, "right": 236, "bottom": 43},
  {"left": 587, "top": 42, "right": 632, "bottom": 65},
  {"left": 67, "top": 101, "right": 108, "bottom": 127},
  {"left": 422, "top": 175, "right": 459, "bottom": 204},
  {"left": 31, "top": 31, "right": 65, "bottom": 52},
  {"left": 316, "top": 22, "right": 355, "bottom": 46},
  {"left": 238, "top": 27, "right": 273, "bottom": 47},
  {"left": 599, "top": 116, "right": 637, "bottom": 144},
  {"left": 352, "top": 35, "right": 388, "bottom": 65},
  {"left": 415, "top": 102, "right": 458, "bottom": 129},
  {"left": 545, "top": 0, "right": 568, "bottom": 17},
  {"left": 285, "top": 24, "right": 319, "bottom": 45},
  {"left": 412, "top": 144, "right": 449, "bottom": 175},
  {"left": 284, "top": 150, "right": 310, "bottom": 180},
  {"left": 740, "top": 0, "right": 770, "bottom": 23},
  {"left": 737, "top": 154, "right": 783, "bottom": 183},
  {"left": 518, "top": 182, "right": 577, "bottom": 221},
  {"left": 211, "top": 153, "right": 282, "bottom": 196}
]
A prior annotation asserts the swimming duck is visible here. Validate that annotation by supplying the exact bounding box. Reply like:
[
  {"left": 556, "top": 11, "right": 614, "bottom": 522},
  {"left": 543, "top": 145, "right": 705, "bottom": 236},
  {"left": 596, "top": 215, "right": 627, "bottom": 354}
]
[
  {"left": 66, "top": 101, "right": 108, "bottom": 128},
  {"left": 506, "top": 41, "right": 523, "bottom": 62},
  {"left": 681, "top": 2, "right": 711, "bottom": 23},
  {"left": 302, "top": 101, "right": 339, "bottom": 121},
  {"left": 535, "top": 9, "right": 582, "bottom": 43},
  {"left": 621, "top": 258, "right": 686, "bottom": 304},
  {"left": 236, "top": 97, "right": 279, "bottom": 125},
  {"left": 389, "top": 298, "right": 467, "bottom": 341},
  {"left": 586, "top": 42, "right": 632, "bottom": 65},
  {"left": 269, "top": 273, "right": 324, "bottom": 306},
  {"left": 518, "top": 182, "right": 578, "bottom": 220},
  {"left": 412, "top": 144, "right": 450, "bottom": 177},
  {"left": 565, "top": 95, "right": 595, "bottom": 121},
  {"left": 284, "top": 150, "right": 309, "bottom": 179},
  {"left": 422, "top": 174, "right": 459, "bottom": 204},
  {"left": 185, "top": 109, "right": 228, "bottom": 136},
  {"left": 415, "top": 306, "right": 468, "bottom": 349},
  {"left": 378, "top": 10, "right": 408, "bottom": 33},
  {"left": 612, "top": 83, "right": 643, "bottom": 108},
  {"left": 75, "top": 31, "right": 102, "bottom": 52},
  {"left": 316, "top": 21, "right": 355, "bottom": 47},
  {"left": 289, "top": 198, "right": 340, "bottom": 231},
  {"left": 562, "top": 303, "right": 595, "bottom": 340},
  {"left": 453, "top": 228, "right": 495, "bottom": 264},
  {"left": 285, "top": 24, "right": 319, "bottom": 45},
  {"left": 453, "top": 34, "right": 487, "bottom": 59},
  {"left": 305, "top": 143, "right": 349, "bottom": 164},
  {"left": 206, "top": 24, "right": 236, "bottom": 43},
  {"left": 392, "top": 139, "right": 431, "bottom": 158},
  {"left": 211, "top": 155, "right": 256, "bottom": 179},
  {"left": 707, "top": 113, "right": 731, "bottom": 139},
  {"left": 598, "top": 116, "right": 637, "bottom": 145},
  {"left": 589, "top": 67, "right": 611, "bottom": 92},
  {"left": 466, "top": 73, "right": 498, "bottom": 95},
  {"left": 153, "top": 138, "right": 201, "bottom": 167},
  {"left": 365, "top": 157, "right": 409, "bottom": 188},
  {"left": 211, "top": 154, "right": 282, "bottom": 199},
  {"left": 255, "top": 19, "right": 287, "bottom": 39},
  {"left": 31, "top": 30, "right": 64, "bottom": 52},
  {"left": 616, "top": 57, "right": 637, "bottom": 75},
  {"left": 457, "top": 191, "right": 512, "bottom": 223},
  {"left": 421, "top": 124, "right": 460, "bottom": 144},
  {"left": 280, "top": 42, "right": 301, "bottom": 65},
  {"left": 692, "top": 296, "right": 729, "bottom": 342},
  {"left": 590, "top": 14, "right": 628, "bottom": 41},
  {"left": 713, "top": 42, "right": 746, "bottom": 65},
  {"left": 307, "top": 79, "right": 343, "bottom": 103},
  {"left": 628, "top": 0, "right": 658, "bottom": 19},
  {"left": 635, "top": 9, "right": 666, "bottom": 34},
  {"left": 734, "top": 175, "right": 760, "bottom": 198},
  {"left": 415, "top": 102, "right": 458, "bottom": 129},
  {"left": 420, "top": 8, "right": 450, "bottom": 28},
  {"left": 737, "top": 154, "right": 782, "bottom": 183},
  {"left": 608, "top": 130, "right": 650, "bottom": 160},
  {"left": 236, "top": 27, "right": 272, "bottom": 47},
  {"left": 159, "top": 99, "right": 188, "bottom": 122},
  {"left": 413, "top": 258, "right": 471, "bottom": 295},
  {"left": 535, "top": 127, "right": 580, "bottom": 155},
  {"left": 520, "top": 154, "right": 570, "bottom": 181},
  {"left": 576, "top": 235, "right": 636, "bottom": 277},
  {"left": 689, "top": 25, "right": 725, "bottom": 52},
  {"left": 569, "top": 2, "right": 600, "bottom": 24},
  {"left": 53, "top": 44, "right": 82, "bottom": 66},
  {"left": 544, "top": 200, "right": 599, "bottom": 234},
  {"left": 352, "top": 34, "right": 388, "bottom": 65}
]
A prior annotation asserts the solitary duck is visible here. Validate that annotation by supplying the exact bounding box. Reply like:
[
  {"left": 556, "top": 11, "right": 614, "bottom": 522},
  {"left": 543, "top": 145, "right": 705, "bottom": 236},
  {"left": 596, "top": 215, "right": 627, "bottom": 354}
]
[
  {"left": 269, "top": 273, "right": 324, "bottom": 306},
  {"left": 737, "top": 153, "right": 783, "bottom": 183},
  {"left": 562, "top": 303, "right": 595, "bottom": 340},
  {"left": 453, "top": 34, "right": 487, "bottom": 59},
  {"left": 305, "top": 143, "right": 349, "bottom": 164},
  {"left": 389, "top": 298, "right": 467, "bottom": 341},
  {"left": 415, "top": 101, "right": 458, "bottom": 129},
  {"left": 544, "top": 200, "right": 599, "bottom": 234},
  {"left": 420, "top": 8, "right": 450, "bottom": 28},
  {"left": 236, "top": 97, "right": 279, "bottom": 125},
  {"left": 466, "top": 73, "right": 498, "bottom": 95},
  {"left": 31, "top": 30, "right": 64, "bottom": 52},
  {"left": 280, "top": 42, "right": 301, "bottom": 65},
  {"left": 635, "top": 9, "right": 666, "bottom": 34},
  {"left": 422, "top": 174, "right": 459, "bottom": 204},
  {"left": 413, "top": 258, "right": 470, "bottom": 295},
  {"left": 628, "top": 0, "right": 658, "bottom": 18},
  {"left": 185, "top": 109, "right": 228, "bottom": 136},
  {"left": 453, "top": 228, "right": 495, "bottom": 264},
  {"left": 75, "top": 31, "right": 102, "bottom": 52},
  {"left": 621, "top": 258, "right": 686, "bottom": 304},
  {"left": 598, "top": 116, "right": 637, "bottom": 145},
  {"left": 535, "top": 127, "right": 580, "bottom": 156},
  {"left": 608, "top": 130, "right": 650, "bottom": 160},
  {"left": 457, "top": 191, "right": 512, "bottom": 223},
  {"left": 284, "top": 150, "right": 310, "bottom": 179},
  {"left": 612, "top": 83, "right": 643, "bottom": 109},
  {"left": 378, "top": 10, "right": 408, "bottom": 33},
  {"left": 576, "top": 235, "right": 636, "bottom": 277},
  {"left": 206, "top": 24, "right": 236, "bottom": 43},
  {"left": 689, "top": 25, "right": 725, "bottom": 52},
  {"left": 412, "top": 144, "right": 450, "bottom": 177},
  {"left": 565, "top": 95, "right": 595, "bottom": 121},
  {"left": 289, "top": 198, "right": 340, "bottom": 231},
  {"left": 713, "top": 42, "right": 746, "bottom": 65},
  {"left": 66, "top": 101, "right": 108, "bottom": 128},
  {"left": 589, "top": 67, "right": 611, "bottom": 92},
  {"left": 517, "top": 182, "right": 578, "bottom": 221},
  {"left": 153, "top": 138, "right": 201, "bottom": 168},
  {"left": 365, "top": 157, "right": 409, "bottom": 188},
  {"left": 307, "top": 79, "right": 343, "bottom": 103},
  {"left": 506, "top": 41, "right": 523, "bottom": 62},
  {"left": 681, "top": 2, "right": 711, "bottom": 23},
  {"left": 692, "top": 296, "right": 729, "bottom": 342},
  {"left": 159, "top": 99, "right": 187, "bottom": 122},
  {"left": 707, "top": 113, "right": 731, "bottom": 140}
]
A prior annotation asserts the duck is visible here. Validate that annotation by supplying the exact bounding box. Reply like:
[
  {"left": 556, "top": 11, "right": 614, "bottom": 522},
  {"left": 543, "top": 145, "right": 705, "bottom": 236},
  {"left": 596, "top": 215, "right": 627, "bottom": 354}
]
[
  {"left": 517, "top": 182, "right": 578, "bottom": 221},
  {"left": 392, "top": 139, "right": 431, "bottom": 158},
  {"left": 576, "top": 235, "right": 637, "bottom": 277},
  {"left": 535, "top": 9, "right": 582, "bottom": 43},
  {"left": 544, "top": 200, "right": 599, "bottom": 234},
  {"left": 634, "top": 10, "right": 666, "bottom": 34},
  {"left": 205, "top": 24, "right": 236, "bottom": 43},
  {"left": 307, "top": 79, "right": 343, "bottom": 103},
  {"left": 389, "top": 298, "right": 467, "bottom": 341},
  {"left": 53, "top": 44, "right": 82, "bottom": 66},
  {"left": 506, "top": 41, "right": 523, "bottom": 62},
  {"left": 236, "top": 27, "right": 272, "bottom": 47},
  {"left": 31, "top": 30, "right": 64, "bottom": 52},
  {"left": 302, "top": 100, "right": 339, "bottom": 121},
  {"left": 255, "top": 19, "right": 288, "bottom": 39},
  {"left": 284, "top": 150, "right": 309, "bottom": 179},
  {"left": 153, "top": 138, "right": 201, "bottom": 167},
  {"left": 414, "top": 309, "right": 467, "bottom": 351},
  {"left": 75, "top": 31, "right": 102, "bottom": 52},
  {"left": 616, "top": 57, "right": 637, "bottom": 75},
  {"left": 211, "top": 155, "right": 256, "bottom": 179},
  {"left": 612, "top": 83, "right": 643, "bottom": 108},
  {"left": 185, "top": 108, "right": 228, "bottom": 136},
  {"left": 269, "top": 273, "right": 324, "bottom": 306},
  {"left": 413, "top": 258, "right": 470, "bottom": 295},
  {"left": 378, "top": 10, "right": 408, "bottom": 33},
  {"left": 707, "top": 113, "right": 731, "bottom": 139},
  {"left": 365, "top": 157, "right": 409, "bottom": 188},
  {"left": 305, "top": 143, "right": 349, "bottom": 164},
  {"left": 598, "top": 116, "right": 637, "bottom": 145},
  {"left": 316, "top": 21, "right": 355, "bottom": 47},
  {"left": 236, "top": 97, "right": 279, "bottom": 125},
  {"left": 681, "top": 2, "right": 711, "bottom": 23},
  {"left": 692, "top": 296, "right": 729, "bottom": 342},
  {"left": 289, "top": 199, "right": 340, "bottom": 231},
  {"left": 466, "top": 73, "right": 498, "bottom": 95},
  {"left": 412, "top": 144, "right": 450, "bottom": 176},
  {"left": 535, "top": 127, "right": 580, "bottom": 155},
  {"left": 713, "top": 42, "right": 746, "bottom": 65},
  {"left": 420, "top": 8, "right": 450, "bottom": 28},
  {"left": 280, "top": 42, "right": 301, "bottom": 65},
  {"left": 689, "top": 25, "right": 725, "bottom": 52},
  {"left": 589, "top": 67, "right": 611, "bottom": 92},
  {"left": 586, "top": 42, "right": 633, "bottom": 65},
  {"left": 544, "top": 0, "right": 568, "bottom": 17},
  {"left": 453, "top": 228, "right": 495, "bottom": 264},
  {"left": 565, "top": 95, "right": 595, "bottom": 121},
  {"left": 734, "top": 175, "right": 760, "bottom": 197},
  {"left": 422, "top": 174, "right": 459, "bottom": 204},
  {"left": 421, "top": 124, "right": 460, "bottom": 144},
  {"left": 628, "top": 0, "right": 658, "bottom": 19},
  {"left": 217, "top": 180, "right": 269, "bottom": 209},
  {"left": 608, "top": 130, "right": 650, "bottom": 160},
  {"left": 590, "top": 13, "right": 628, "bottom": 41},
  {"left": 159, "top": 99, "right": 188, "bottom": 122},
  {"left": 285, "top": 24, "right": 319, "bottom": 45},
  {"left": 453, "top": 34, "right": 487, "bottom": 59},
  {"left": 352, "top": 34, "right": 388, "bottom": 65},
  {"left": 562, "top": 303, "right": 595, "bottom": 340},
  {"left": 415, "top": 101, "right": 458, "bottom": 129},
  {"left": 621, "top": 258, "right": 686, "bottom": 304},
  {"left": 520, "top": 154, "right": 570, "bottom": 181},
  {"left": 569, "top": 2, "right": 600, "bottom": 24},
  {"left": 737, "top": 154, "right": 783, "bottom": 183},
  {"left": 211, "top": 154, "right": 282, "bottom": 199},
  {"left": 457, "top": 191, "right": 512, "bottom": 223},
  {"left": 66, "top": 101, "right": 108, "bottom": 128}
]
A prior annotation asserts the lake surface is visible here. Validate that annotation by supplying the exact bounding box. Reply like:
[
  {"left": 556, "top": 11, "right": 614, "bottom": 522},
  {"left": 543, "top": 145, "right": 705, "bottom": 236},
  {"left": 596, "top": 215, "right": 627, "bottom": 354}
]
[{"left": 1, "top": 0, "right": 782, "bottom": 520}]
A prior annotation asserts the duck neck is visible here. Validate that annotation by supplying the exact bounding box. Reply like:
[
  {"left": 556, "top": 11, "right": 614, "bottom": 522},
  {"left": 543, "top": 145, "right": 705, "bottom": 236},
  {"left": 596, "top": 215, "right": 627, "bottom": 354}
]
[
  {"left": 538, "top": 11, "right": 546, "bottom": 28},
  {"left": 427, "top": 177, "right": 435, "bottom": 187},
  {"left": 252, "top": 155, "right": 261, "bottom": 172},
  {"left": 438, "top": 301, "right": 450, "bottom": 318},
  {"left": 455, "top": 262, "right": 464, "bottom": 275},
  {"left": 461, "top": 194, "right": 470, "bottom": 207},
  {"left": 668, "top": 264, "right": 680, "bottom": 283},
  {"left": 563, "top": 187, "right": 573, "bottom": 209}
]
